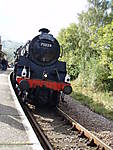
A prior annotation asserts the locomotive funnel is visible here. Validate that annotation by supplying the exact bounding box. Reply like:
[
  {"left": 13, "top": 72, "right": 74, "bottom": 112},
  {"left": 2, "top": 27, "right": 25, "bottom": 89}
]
[{"left": 39, "top": 28, "right": 50, "bottom": 33}]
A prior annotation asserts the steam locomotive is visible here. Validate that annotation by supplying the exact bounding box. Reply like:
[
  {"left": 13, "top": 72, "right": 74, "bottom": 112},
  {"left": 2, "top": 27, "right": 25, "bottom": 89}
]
[{"left": 13, "top": 28, "right": 72, "bottom": 106}]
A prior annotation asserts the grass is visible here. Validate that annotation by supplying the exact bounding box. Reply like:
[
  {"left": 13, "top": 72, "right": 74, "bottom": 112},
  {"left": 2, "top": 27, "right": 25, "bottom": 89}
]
[{"left": 71, "top": 80, "right": 113, "bottom": 120}]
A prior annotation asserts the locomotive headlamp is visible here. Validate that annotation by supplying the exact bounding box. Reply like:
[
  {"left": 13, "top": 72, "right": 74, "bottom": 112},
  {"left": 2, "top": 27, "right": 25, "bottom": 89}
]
[
  {"left": 43, "top": 71, "right": 48, "bottom": 79},
  {"left": 44, "top": 73, "right": 47, "bottom": 78}
]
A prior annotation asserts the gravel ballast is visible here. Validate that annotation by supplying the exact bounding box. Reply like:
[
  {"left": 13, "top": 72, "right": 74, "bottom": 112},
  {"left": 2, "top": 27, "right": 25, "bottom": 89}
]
[{"left": 59, "top": 95, "right": 113, "bottom": 148}]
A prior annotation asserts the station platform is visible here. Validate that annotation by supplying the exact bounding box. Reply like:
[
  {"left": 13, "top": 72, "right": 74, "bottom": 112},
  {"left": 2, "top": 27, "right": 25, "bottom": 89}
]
[{"left": 0, "top": 69, "right": 43, "bottom": 150}]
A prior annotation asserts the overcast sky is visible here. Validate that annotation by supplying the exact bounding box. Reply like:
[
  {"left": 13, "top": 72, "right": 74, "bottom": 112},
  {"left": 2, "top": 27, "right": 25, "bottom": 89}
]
[{"left": 0, "top": 0, "right": 88, "bottom": 42}]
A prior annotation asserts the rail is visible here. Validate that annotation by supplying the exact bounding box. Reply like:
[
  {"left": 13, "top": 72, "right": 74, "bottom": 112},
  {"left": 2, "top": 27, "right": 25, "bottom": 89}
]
[
  {"left": 23, "top": 104, "right": 54, "bottom": 150},
  {"left": 57, "top": 107, "right": 112, "bottom": 150}
]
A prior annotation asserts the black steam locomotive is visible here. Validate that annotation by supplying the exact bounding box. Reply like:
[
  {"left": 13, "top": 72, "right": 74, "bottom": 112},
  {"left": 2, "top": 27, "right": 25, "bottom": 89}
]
[{"left": 13, "top": 28, "right": 72, "bottom": 106}]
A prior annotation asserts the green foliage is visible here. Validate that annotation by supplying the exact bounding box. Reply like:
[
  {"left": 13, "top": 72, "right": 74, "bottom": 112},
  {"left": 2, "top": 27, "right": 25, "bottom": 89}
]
[
  {"left": 62, "top": 51, "right": 79, "bottom": 79},
  {"left": 57, "top": 0, "right": 113, "bottom": 91},
  {"left": 58, "top": 0, "right": 113, "bottom": 120},
  {"left": 90, "top": 21, "right": 113, "bottom": 80},
  {"left": 77, "top": 58, "right": 110, "bottom": 90},
  {"left": 57, "top": 23, "right": 80, "bottom": 79},
  {"left": 78, "top": 0, "right": 110, "bottom": 29},
  {"left": 58, "top": 23, "right": 79, "bottom": 53},
  {"left": 71, "top": 88, "right": 113, "bottom": 120}
]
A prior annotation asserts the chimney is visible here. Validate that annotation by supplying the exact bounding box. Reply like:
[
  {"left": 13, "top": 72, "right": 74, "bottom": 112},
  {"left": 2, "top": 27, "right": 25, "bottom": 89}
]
[{"left": 0, "top": 36, "right": 2, "bottom": 51}]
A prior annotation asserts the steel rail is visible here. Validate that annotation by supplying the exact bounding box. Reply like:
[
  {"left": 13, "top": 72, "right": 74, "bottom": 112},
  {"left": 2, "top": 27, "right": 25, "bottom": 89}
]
[
  {"left": 21, "top": 104, "right": 54, "bottom": 150},
  {"left": 57, "top": 107, "right": 112, "bottom": 150}
]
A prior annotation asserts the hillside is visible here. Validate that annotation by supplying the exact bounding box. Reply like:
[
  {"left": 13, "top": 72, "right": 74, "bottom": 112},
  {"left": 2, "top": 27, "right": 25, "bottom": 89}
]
[{"left": 2, "top": 40, "right": 23, "bottom": 62}]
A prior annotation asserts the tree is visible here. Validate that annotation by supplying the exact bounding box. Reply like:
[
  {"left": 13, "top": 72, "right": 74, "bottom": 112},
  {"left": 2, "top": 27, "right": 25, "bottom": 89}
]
[
  {"left": 57, "top": 0, "right": 113, "bottom": 90},
  {"left": 57, "top": 23, "right": 80, "bottom": 79},
  {"left": 78, "top": 0, "right": 110, "bottom": 30}
]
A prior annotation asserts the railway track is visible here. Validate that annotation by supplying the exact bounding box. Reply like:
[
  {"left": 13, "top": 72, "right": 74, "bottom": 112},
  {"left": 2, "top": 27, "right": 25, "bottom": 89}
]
[
  {"left": 17, "top": 102, "right": 113, "bottom": 150},
  {"left": 10, "top": 73, "right": 112, "bottom": 150}
]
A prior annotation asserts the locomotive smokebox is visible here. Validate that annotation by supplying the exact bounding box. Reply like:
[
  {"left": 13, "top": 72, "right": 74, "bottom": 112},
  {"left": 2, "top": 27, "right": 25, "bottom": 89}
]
[{"left": 29, "top": 28, "right": 60, "bottom": 66}]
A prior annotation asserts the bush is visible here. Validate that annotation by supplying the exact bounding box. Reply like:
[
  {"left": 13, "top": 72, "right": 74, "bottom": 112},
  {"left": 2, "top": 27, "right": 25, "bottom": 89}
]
[
  {"left": 61, "top": 51, "right": 79, "bottom": 80},
  {"left": 77, "top": 58, "right": 110, "bottom": 90}
]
